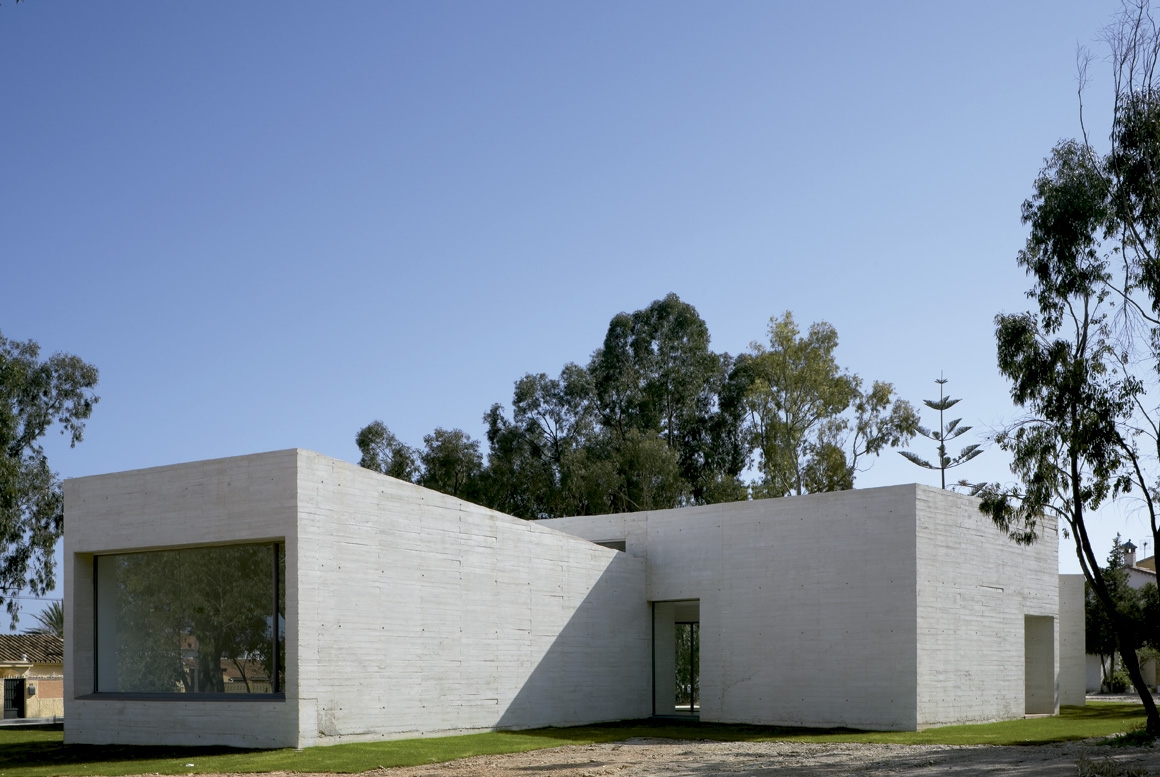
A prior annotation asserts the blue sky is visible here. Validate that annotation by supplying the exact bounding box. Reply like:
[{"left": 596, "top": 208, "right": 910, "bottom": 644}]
[{"left": 0, "top": 1, "right": 1140, "bottom": 624}]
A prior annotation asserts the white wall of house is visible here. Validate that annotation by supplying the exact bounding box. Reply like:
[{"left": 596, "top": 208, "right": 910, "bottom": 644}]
[
  {"left": 63, "top": 450, "right": 302, "bottom": 748},
  {"left": 64, "top": 450, "right": 1065, "bottom": 745},
  {"left": 1058, "top": 574, "right": 1086, "bottom": 706},
  {"left": 64, "top": 450, "right": 650, "bottom": 748},
  {"left": 294, "top": 451, "right": 650, "bottom": 746},
  {"left": 913, "top": 487, "right": 1059, "bottom": 726},
  {"left": 543, "top": 484, "right": 1060, "bottom": 732},
  {"left": 543, "top": 486, "right": 923, "bottom": 731}
]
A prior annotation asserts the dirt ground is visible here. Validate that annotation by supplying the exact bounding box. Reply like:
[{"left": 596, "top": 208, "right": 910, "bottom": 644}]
[{"left": 199, "top": 738, "right": 1160, "bottom": 777}]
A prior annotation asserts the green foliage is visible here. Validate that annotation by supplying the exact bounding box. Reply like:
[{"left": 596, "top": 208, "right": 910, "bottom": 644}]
[
  {"left": 481, "top": 364, "right": 602, "bottom": 518},
  {"left": 356, "top": 421, "right": 485, "bottom": 501},
  {"left": 1108, "top": 669, "right": 1132, "bottom": 694},
  {"left": 358, "top": 295, "right": 915, "bottom": 515},
  {"left": 354, "top": 421, "right": 418, "bottom": 482},
  {"left": 977, "top": 2, "right": 1160, "bottom": 734},
  {"left": 1086, "top": 537, "right": 1153, "bottom": 692},
  {"left": 0, "top": 332, "right": 98, "bottom": 625},
  {"left": 972, "top": 136, "right": 1132, "bottom": 550},
  {"left": 417, "top": 427, "right": 483, "bottom": 500},
  {"left": 107, "top": 545, "right": 284, "bottom": 694},
  {"left": 588, "top": 293, "right": 748, "bottom": 506},
  {"left": 976, "top": 126, "right": 1159, "bottom": 723},
  {"left": 674, "top": 622, "right": 699, "bottom": 708},
  {"left": 740, "top": 312, "right": 918, "bottom": 497},
  {"left": 898, "top": 376, "right": 982, "bottom": 488},
  {"left": 25, "top": 600, "right": 63, "bottom": 639}
]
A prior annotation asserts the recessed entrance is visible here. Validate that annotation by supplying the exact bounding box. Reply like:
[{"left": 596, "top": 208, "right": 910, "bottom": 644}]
[
  {"left": 653, "top": 600, "right": 700, "bottom": 717},
  {"left": 1024, "top": 615, "right": 1055, "bottom": 715}
]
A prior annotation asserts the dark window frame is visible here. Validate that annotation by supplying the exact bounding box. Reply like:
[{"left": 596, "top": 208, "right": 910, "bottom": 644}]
[{"left": 91, "top": 542, "right": 286, "bottom": 701}]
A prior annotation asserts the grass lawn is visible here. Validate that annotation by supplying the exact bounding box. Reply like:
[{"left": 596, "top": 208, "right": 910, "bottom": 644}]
[{"left": 0, "top": 703, "right": 1148, "bottom": 777}]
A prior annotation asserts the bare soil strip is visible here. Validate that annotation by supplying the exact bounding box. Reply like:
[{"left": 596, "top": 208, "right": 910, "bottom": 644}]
[{"left": 190, "top": 738, "right": 1160, "bottom": 777}]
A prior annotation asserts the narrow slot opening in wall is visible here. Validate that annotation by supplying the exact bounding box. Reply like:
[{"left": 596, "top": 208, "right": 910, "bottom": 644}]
[
  {"left": 652, "top": 600, "right": 700, "bottom": 718},
  {"left": 1024, "top": 615, "right": 1055, "bottom": 715}
]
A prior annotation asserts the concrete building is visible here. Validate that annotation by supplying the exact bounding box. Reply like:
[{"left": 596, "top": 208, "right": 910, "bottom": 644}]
[
  {"left": 63, "top": 449, "right": 1070, "bottom": 748},
  {"left": 1059, "top": 574, "right": 1086, "bottom": 706}
]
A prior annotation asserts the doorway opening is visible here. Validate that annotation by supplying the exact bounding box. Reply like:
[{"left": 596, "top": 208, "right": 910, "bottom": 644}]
[
  {"left": 3, "top": 678, "right": 25, "bottom": 719},
  {"left": 1024, "top": 615, "right": 1055, "bottom": 715},
  {"left": 653, "top": 600, "right": 700, "bottom": 717},
  {"left": 675, "top": 621, "right": 699, "bottom": 713}
]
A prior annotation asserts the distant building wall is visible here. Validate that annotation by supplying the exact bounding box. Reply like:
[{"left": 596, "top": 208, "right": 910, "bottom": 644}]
[{"left": 26, "top": 676, "right": 64, "bottom": 718}]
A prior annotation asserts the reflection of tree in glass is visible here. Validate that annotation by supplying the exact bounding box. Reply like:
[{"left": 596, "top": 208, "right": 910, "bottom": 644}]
[
  {"left": 273, "top": 548, "right": 285, "bottom": 691},
  {"left": 675, "top": 623, "right": 698, "bottom": 709},
  {"left": 113, "top": 545, "right": 280, "bottom": 693}
]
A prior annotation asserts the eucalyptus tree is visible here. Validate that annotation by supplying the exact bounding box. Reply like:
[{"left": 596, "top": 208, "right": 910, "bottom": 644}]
[
  {"left": 973, "top": 0, "right": 1160, "bottom": 733},
  {"left": 899, "top": 376, "right": 982, "bottom": 488},
  {"left": 589, "top": 293, "right": 746, "bottom": 506},
  {"left": 482, "top": 364, "right": 597, "bottom": 518},
  {"left": 356, "top": 421, "right": 484, "bottom": 501},
  {"left": 0, "top": 331, "right": 98, "bottom": 626},
  {"left": 355, "top": 420, "right": 419, "bottom": 482},
  {"left": 975, "top": 125, "right": 1160, "bottom": 734},
  {"left": 418, "top": 427, "right": 484, "bottom": 501},
  {"left": 740, "top": 312, "right": 917, "bottom": 497}
]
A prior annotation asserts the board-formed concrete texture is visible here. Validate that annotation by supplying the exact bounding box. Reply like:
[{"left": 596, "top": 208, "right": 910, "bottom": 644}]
[
  {"left": 1058, "top": 574, "right": 1086, "bottom": 706},
  {"left": 64, "top": 450, "right": 648, "bottom": 748},
  {"left": 65, "top": 452, "right": 1067, "bottom": 745},
  {"left": 542, "top": 483, "right": 1061, "bottom": 731}
]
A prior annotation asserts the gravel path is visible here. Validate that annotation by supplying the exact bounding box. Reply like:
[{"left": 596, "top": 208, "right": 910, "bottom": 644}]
[{"left": 188, "top": 739, "right": 1160, "bottom": 777}]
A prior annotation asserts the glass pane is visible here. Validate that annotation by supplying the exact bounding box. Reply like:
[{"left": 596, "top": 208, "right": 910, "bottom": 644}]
[
  {"left": 675, "top": 622, "right": 699, "bottom": 711},
  {"left": 96, "top": 544, "right": 284, "bottom": 695}
]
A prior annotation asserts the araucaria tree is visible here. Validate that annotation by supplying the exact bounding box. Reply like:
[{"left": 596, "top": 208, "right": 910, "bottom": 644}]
[
  {"left": 975, "top": 0, "right": 1160, "bottom": 735},
  {"left": 0, "top": 332, "right": 99, "bottom": 625},
  {"left": 899, "top": 376, "right": 982, "bottom": 488}
]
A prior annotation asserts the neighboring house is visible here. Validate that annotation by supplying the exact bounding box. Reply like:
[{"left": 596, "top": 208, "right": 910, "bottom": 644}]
[
  {"left": 62, "top": 449, "right": 1075, "bottom": 748},
  {"left": 0, "top": 633, "right": 64, "bottom": 719},
  {"left": 1086, "top": 543, "right": 1159, "bottom": 692}
]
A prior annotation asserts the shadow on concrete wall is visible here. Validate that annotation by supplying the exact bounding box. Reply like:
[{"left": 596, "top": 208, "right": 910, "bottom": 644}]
[{"left": 496, "top": 556, "right": 651, "bottom": 730}]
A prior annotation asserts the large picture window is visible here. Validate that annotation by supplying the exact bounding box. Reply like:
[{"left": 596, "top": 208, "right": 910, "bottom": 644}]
[{"left": 94, "top": 543, "right": 285, "bottom": 696}]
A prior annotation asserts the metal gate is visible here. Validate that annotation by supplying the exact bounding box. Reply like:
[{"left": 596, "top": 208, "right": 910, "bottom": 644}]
[{"left": 3, "top": 678, "right": 25, "bottom": 719}]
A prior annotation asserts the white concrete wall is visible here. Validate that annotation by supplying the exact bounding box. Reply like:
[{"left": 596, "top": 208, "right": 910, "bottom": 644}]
[
  {"left": 65, "top": 450, "right": 651, "bottom": 748},
  {"left": 295, "top": 451, "right": 650, "bottom": 746},
  {"left": 63, "top": 450, "right": 301, "bottom": 748},
  {"left": 546, "top": 485, "right": 1061, "bottom": 731},
  {"left": 1059, "top": 574, "right": 1086, "bottom": 706},
  {"left": 912, "top": 486, "right": 1059, "bottom": 727},
  {"left": 1088, "top": 654, "right": 1106, "bottom": 692},
  {"left": 544, "top": 486, "right": 922, "bottom": 731}
]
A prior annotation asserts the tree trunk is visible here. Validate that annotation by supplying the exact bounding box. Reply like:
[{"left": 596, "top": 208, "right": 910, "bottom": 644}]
[
  {"left": 1087, "top": 552, "right": 1160, "bottom": 733},
  {"left": 1074, "top": 478, "right": 1160, "bottom": 735}
]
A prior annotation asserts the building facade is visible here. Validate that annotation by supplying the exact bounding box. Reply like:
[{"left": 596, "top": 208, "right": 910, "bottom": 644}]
[{"left": 64, "top": 449, "right": 1069, "bottom": 747}]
